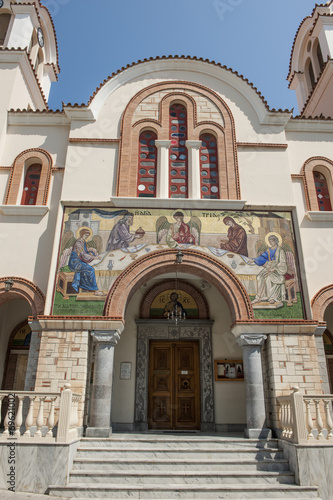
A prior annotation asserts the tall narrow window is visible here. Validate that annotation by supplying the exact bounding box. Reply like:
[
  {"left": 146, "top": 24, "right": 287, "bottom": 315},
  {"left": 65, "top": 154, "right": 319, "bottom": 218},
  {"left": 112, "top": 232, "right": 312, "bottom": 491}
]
[
  {"left": 313, "top": 170, "right": 332, "bottom": 211},
  {"left": 308, "top": 60, "right": 316, "bottom": 90},
  {"left": 169, "top": 103, "right": 188, "bottom": 198},
  {"left": 200, "top": 133, "right": 219, "bottom": 199},
  {"left": 317, "top": 42, "right": 325, "bottom": 73},
  {"left": 0, "top": 13, "right": 11, "bottom": 45},
  {"left": 137, "top": 131, "right": 157, "bottom": 197},
  {"left": 21, "top": 164, "right": 42, "bottom": 205}
]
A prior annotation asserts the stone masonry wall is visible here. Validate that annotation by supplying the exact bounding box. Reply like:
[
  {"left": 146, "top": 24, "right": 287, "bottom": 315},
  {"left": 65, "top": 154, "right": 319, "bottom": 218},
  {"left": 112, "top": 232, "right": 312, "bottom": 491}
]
[
  {"left": 34, "top": 329, "right": 89, "bottom": 426},
  {"left": 132, "top": 88, "right": 224, "bottom": 127},
  {"left": 263, "top": 333, "right": 325, "bottom": 430}
]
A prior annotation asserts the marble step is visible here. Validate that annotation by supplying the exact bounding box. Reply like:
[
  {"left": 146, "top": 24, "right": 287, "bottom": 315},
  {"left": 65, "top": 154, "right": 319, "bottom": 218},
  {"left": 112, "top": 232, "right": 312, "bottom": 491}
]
[
  {"left": 80, "top": 436, "right": 279, "bottom": 449},
  {"left": 69, "top": 469, "right": 296, "bottom": 485},
  {"left": 76, "top": 446, "right": 284, "bottom": 460},
  {"left": 47, "top": 483, "right": 319, "bottom": 498},
  {"left": 73, "top": 457, "right": 290, "bottom": 472}
]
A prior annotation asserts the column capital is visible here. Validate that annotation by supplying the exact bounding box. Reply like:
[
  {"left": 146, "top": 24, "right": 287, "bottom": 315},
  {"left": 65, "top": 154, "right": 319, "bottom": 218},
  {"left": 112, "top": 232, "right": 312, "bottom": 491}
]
[
  {"left": 90, "top": 330, "right": 120, "bottom": 345},
  {"left": 185, "top": 140, "right": 202, "bottom": 150},
  {"left": 237, "top": 334, "right": 267, "bottom": 348},
  {"left": 155, "top": 140, "right": 172, "bottom": 149}
]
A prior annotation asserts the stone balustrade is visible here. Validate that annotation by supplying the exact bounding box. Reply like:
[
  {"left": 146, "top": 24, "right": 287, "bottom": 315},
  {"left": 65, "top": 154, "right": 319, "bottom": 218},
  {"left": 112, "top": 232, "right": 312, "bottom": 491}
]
[
  {"left": 277, "top": 386, "right": 333, "bottom": 443},
  {"left": 0, "top": 383, "right": 80, "bottom": 443}
]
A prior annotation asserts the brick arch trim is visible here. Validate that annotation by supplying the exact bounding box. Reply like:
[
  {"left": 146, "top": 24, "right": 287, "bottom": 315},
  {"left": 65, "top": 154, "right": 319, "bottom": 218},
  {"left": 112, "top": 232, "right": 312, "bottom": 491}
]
[
  {"left": 103, "top": 249, "right": 253, "bottom": 324},
  {"left": 5, "top": 148, "right": 53, "bottom": 205},
  {"left": 311, "top": 284, "right": 333, "bottom": 322},
  {"left": 117, "top": 81, "right": 240, "bottom": 200},
  {"left": 301, "top": 157, "right": 333, "bottom": 211},
  {"left": 140, "top": 279, "right": 210, "bottom": 319},
  {"left": 0, "top": 277, "right": 45, "bottom": 318}
]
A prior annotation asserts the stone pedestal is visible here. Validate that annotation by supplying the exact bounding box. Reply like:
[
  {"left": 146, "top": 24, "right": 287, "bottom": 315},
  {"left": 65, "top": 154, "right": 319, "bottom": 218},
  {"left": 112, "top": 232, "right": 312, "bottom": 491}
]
[
  {"left": 237, "top": 334, "right": 271, "bottom": 439},
  {"left": 86, "top": 330, "right": 120, "bottom": 437}
]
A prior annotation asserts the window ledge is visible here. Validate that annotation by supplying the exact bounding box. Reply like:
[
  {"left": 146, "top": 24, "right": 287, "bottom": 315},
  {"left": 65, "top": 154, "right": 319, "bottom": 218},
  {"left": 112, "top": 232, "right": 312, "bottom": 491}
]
[
  {"left": 306, "top": 211, "right": 333, "bottom": 222},
  {"left": 0, "top": 205, "right": 49, "bottom": 216}
]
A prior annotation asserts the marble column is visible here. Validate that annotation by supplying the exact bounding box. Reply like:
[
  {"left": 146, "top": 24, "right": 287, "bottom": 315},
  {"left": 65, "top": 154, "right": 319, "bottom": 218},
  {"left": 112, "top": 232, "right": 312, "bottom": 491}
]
[
  {"left": 155, "top": 140, "right": 171, "bottom": 198},
  {"left": 186, "top": 140, "right": 202, "bottom": 199},
  {"left": 86, "top": 330, "right": 120, "bottom": 437},
  {"left": 237, "top": 334, "right": 271, "bottom": 439}
]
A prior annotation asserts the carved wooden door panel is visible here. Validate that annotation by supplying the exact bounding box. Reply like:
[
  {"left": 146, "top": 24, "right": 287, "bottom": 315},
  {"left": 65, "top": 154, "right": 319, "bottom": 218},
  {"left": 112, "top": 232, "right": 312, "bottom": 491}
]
[{"left": 148, "top": 341, "right": 200, "bottom": 430}]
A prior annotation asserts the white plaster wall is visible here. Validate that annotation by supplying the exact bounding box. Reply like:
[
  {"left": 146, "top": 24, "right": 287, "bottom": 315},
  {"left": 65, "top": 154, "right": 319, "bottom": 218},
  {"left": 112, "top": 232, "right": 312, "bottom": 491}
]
[
  {"left": 0, "top": 171, "right": 63, "bottom": 295},
  {"left": 111, "top": 280, "right": 246, "bottom": 426},
  {"left": 286, "top": 131, "right": 333, "bottom": 174},
  {"left": 291, "top": 171, "right": 333, "bottom": 304},
  {"left": 61, "top": 143, "right": 117, "bottom": 201},
  {"left": 207, "top": 284, "right": 246, "bottom": 425},
  {"left": 2, "top": 124, "right": 69, "bottom": 168},
  {"left": 0, "top": 171, "right": 10, "bottom": 204},
  {"left": 111, "top": 287, "right": 141, "bottom": 425},
  {"left": 238, "top": 149, "right": 293, "bottom": 206}
]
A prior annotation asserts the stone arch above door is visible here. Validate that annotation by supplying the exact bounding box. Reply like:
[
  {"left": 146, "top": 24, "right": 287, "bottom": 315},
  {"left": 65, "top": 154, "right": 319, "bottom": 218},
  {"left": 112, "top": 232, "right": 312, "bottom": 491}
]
[
  {"left": 103, "top": 248, "right": 253, "bottom": 324},
  {"left": 140, "top": 279, "right": 210, "bottom": 319},
  {"left": 0, "top": 277, "right": 45, "bottom": 318}
]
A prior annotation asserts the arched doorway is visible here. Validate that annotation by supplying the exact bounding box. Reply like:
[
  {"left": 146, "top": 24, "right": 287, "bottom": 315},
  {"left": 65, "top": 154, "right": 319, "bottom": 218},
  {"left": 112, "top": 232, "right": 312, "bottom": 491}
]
[
  {"left": 312, "top": 285, "right": 333, "bottom": 392},
  {"left": 2, "top": 321, "right": 31, "bottom": 390},
  {"left": 105, "top": 252, "right": 249, "bottom": 433},
  {"left": 0, "top": 277, "right": 45, "bottom": 391},
  {"left": 136, "top": 278, "right": 213, "bottom": 431}
]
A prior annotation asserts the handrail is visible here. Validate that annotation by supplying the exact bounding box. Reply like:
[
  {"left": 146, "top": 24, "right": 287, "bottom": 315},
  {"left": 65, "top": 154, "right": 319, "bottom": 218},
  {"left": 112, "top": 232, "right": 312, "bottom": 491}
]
[
  {"left": 0, "top": 383, "right": 80, "bottom": 443},
  {"left": 277, "top": 386, "right": 333, "bottom": 443}
]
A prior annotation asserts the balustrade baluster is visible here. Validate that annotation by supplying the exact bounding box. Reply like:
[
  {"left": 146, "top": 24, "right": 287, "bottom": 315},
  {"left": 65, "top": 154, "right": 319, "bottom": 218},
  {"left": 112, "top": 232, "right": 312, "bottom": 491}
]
[
  {"left": 304, "top": 399, "right": 314, "bottom": 439},
  {"left": 0, "top": 395, "right": 4, "bottom": 429},
  {"left": 323, "top": 399, "right": 333, "bottom": 440},
  {"left": 35, "top": 396, "right": 46, "bottom": 437},
  {"left": 280, "top": 401, "right": 286, "bottom": 437},
  {"left": 314, "top": 399, "right": 324, "bottom": 439},
  {"left": 286, "top": 401, "right": 292, "bottom": 438},
  {"left": 2, "top": 405, "right": 9, "bottom": 437},
  {"left": 24, "top": 396, "right": 36, "bottom": 437},
  {"left": 14, "top": 396, "right": 24, "bottom": 437},
  {"left": 46, "top": 397, "right": 57, "bottom": 437}
]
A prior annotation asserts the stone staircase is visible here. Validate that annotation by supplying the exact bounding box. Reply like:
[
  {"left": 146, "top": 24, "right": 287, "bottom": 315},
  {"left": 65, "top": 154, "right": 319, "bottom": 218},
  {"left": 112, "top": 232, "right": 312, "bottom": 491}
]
[{"left": 47, "top": 433, "right": 320, "bottom": 499}]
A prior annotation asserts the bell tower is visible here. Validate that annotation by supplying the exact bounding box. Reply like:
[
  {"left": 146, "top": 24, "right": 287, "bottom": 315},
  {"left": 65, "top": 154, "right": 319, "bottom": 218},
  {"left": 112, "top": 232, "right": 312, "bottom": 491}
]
[
  {"left": 0, "top": 0, "right": 60, "bottom": 109},
  {"left": 288, "top": 1, "right": 333, "bottom": 118}
]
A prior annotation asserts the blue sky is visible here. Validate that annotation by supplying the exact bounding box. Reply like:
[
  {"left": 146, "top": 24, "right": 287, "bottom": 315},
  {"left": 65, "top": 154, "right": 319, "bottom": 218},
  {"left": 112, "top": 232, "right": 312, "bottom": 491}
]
[{"left": 47, "top": 0, "right": 317, "bottom": 114}]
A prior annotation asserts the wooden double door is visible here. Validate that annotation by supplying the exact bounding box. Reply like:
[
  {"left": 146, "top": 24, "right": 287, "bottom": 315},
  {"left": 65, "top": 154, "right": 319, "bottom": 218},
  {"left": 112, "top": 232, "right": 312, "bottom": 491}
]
[{"left": 148, "top": 340, "right": 200, "bottom": 430}]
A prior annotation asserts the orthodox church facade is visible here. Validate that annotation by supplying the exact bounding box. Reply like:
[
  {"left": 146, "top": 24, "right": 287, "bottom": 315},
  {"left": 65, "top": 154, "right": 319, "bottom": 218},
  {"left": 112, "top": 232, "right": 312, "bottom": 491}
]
[{"left": 0, "top": 0, "right": 333, "bottom": 497}]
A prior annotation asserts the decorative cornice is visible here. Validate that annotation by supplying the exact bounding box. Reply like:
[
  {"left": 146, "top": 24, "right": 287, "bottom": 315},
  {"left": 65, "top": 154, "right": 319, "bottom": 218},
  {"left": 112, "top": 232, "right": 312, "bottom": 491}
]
[
  {"left": 237, "top": 142, "right": 288, "bottom": 149},
  {"left": 90, "top": 330, "right": 120, "bottom": 344},
  {"left": 237, "top": 334, "right": 267, "bottom": 348},
  {"left": 68, "top": 138, "right": 119, "bottom": 143},
  {"left": 61, "top": 56, "right": 291, "bottom": 115}
]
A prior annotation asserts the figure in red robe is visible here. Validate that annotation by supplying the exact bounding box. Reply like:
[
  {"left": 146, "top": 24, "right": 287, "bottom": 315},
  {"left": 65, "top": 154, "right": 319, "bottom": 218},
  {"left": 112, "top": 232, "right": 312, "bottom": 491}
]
[
  {"left": 220, "top": 216, "right": 248, "bottom": 256},
  {"left": 168, "top": 212, "right": 195, "bottom": 246}
]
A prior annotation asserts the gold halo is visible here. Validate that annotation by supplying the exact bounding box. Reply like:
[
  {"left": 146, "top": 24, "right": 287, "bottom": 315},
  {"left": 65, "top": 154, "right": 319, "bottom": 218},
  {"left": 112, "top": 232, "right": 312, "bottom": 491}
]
[
  {"left": 171, "top": 209, "right": 189, "bottom": 220},
  {"left": 75, "top": 226, "right": 93, "bottom": 242},
  {"left": 168, "top": 290, "right": 182, "bottom": 302},
  {"left": 265, "top": 232, "right": 282, "bottom": 247}
]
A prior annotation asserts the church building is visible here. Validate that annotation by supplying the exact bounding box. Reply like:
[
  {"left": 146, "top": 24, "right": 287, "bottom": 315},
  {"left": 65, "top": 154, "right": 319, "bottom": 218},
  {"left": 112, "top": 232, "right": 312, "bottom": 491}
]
[{"left": 0, "top": 1, "right": 332, "bottom": 498}]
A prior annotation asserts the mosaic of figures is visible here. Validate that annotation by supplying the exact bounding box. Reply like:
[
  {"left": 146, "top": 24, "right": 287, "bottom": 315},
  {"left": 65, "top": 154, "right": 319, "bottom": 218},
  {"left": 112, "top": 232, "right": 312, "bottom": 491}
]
[{"left": 53, "top": 208, "right": 304, "bottom": 319}]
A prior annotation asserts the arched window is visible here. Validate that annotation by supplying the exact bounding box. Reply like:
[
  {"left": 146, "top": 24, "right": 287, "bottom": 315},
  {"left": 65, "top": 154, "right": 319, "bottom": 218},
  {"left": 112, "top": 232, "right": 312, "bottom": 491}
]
[
  {"left": 199, "top": 133, "right": 219, "bottom": 199},
  {"left": 169, "top": 103, "right": 188, "bottom": 198},
  {"left": 21, "top": 163, "right": 42, "bottom": 205},
  {"left": 316, "top": 41, "right": 325, "bottom": 73},
  {"left": 137, "top": 130, "right": 157, "bottom": 197},
  {"left": 0, "top": 13, "right": 11, "bottom": 45},
  {"left": 313, "top": 170, "right": 332, "bottom": 211},
  {"left": 306, "top": 58, "right": 316, "bottom": 91}
]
